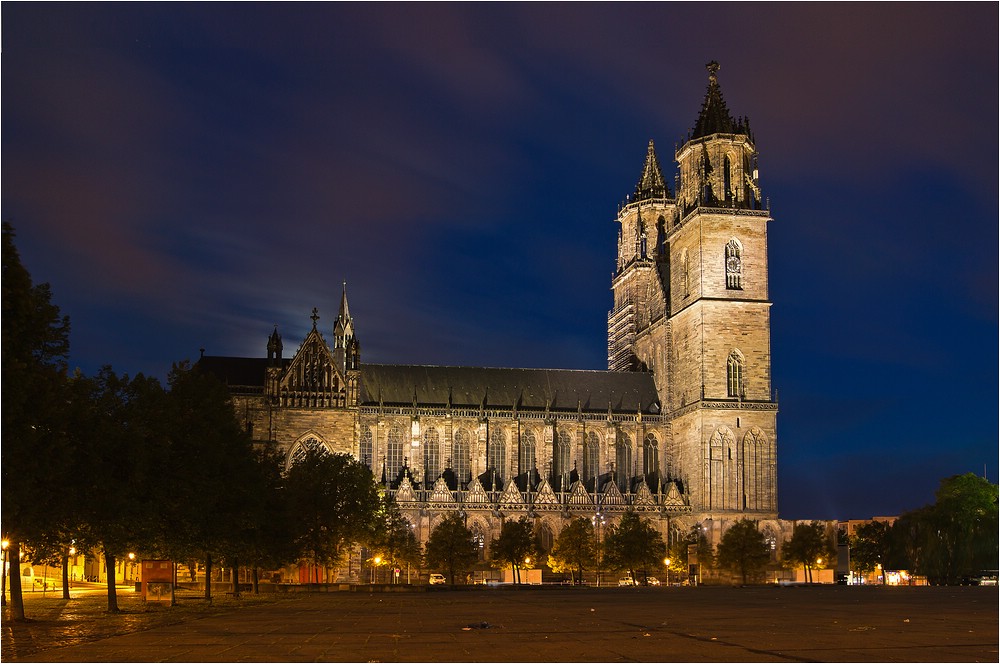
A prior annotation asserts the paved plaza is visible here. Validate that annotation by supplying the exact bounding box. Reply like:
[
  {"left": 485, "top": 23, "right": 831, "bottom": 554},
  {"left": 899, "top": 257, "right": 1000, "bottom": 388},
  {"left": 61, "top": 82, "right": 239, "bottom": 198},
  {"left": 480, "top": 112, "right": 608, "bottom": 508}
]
[{"left": 5, "top": 585, "right": 998, "bottom": 662}]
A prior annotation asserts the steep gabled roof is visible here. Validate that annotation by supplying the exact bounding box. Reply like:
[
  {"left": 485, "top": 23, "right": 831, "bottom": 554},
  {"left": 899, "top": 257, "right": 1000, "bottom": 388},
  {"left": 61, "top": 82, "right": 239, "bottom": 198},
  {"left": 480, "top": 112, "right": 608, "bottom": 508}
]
[{"left": 358, "top": 364, "right": 660, "bottom": 414}]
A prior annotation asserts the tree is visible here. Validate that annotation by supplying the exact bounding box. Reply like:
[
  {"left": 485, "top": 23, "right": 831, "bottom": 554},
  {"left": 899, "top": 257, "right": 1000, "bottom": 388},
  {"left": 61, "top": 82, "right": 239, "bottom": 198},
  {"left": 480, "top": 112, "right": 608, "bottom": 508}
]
[
  {"left": 782, "top": 522, "right": 835, "bottom": 583},
  {"left": 284, "top": 449, "right": 380, "bottom": 581},
  {"left": 548, "top": 518, "right": 596, "bottom": 585},
  {"left": 890, "top": 474, "right": 998, "bottom": 584},
  {"left": 850, "top": 520, "right": 892, "bottom": 584},
  {"left": 2, "top": 224, "right": 72, "bottom": 620},
  {"left": 602, "top": 512, "right": 667, "bottom": 585},
  {"left": 716, "top": 519, "right": 770, "bottom": 585},
  {"left": 367, "top": 497, "right": 422, "bottom": 583},
  {"left": 491, "top": 517, "right": 538, "bottom": 584},
  {"left": 425, "top": 512, "right": 479, "bottom": 585}
]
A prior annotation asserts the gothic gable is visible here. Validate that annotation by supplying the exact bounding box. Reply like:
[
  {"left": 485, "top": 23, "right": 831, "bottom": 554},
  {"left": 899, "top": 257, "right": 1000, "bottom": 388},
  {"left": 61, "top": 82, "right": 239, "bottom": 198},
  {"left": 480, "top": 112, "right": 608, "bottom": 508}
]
[
  {"left": 463, "top": 477, "right": 490, "bottom": 504},
  {"left": 394, "top": 476, "right": 417, "bottom": 503},
  {"left": 532, "top": 478, "right": 560, "bottom": 508},
  {"left": 280, "top": 326, "right": 347, "bottom": 408},
  {"left": 498, "top": 479, "right": 526, "bottom": 510},
  {"left": 568, "top": 481, "right": 594, "bottom": 507},
  {"left": 429, "top": 477, "right": 457, "bottom": 506}
]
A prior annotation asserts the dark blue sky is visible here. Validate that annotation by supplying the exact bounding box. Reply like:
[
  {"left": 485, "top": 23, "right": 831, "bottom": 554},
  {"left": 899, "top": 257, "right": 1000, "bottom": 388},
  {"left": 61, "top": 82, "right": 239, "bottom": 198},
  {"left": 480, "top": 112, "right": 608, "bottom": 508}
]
[{"left": 3, "top": 4, "right": 996, "bottom": 520}]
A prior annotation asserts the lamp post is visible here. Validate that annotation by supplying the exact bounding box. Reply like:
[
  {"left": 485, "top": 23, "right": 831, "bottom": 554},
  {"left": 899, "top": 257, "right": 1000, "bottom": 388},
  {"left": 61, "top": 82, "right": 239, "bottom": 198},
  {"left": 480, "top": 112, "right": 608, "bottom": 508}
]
[
  {"left": 372, "top": 556, "right": 381, "bottom": 584},
  {"left": 591, "top": 512, "right": 605, "bottom": 587},
  {"left": 664, "top": 557, "right": 671, "bottom": 587},
  {"left": 1, "top": 539, "right": 9, "bottom": 606},
  {"left": 128, "top": 553, "right": 136, "bottom": 585}
]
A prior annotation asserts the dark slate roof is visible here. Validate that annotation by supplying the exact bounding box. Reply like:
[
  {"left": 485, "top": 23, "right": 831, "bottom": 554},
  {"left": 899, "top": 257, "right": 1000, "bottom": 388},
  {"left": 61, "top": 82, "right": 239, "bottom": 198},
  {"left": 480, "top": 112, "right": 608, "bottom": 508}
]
[
  {"left": 359, "top": 364, "right": 661, "bottom": 414},
  {"left": 197, "top": 355, "right": 281, "bottom": 388}
]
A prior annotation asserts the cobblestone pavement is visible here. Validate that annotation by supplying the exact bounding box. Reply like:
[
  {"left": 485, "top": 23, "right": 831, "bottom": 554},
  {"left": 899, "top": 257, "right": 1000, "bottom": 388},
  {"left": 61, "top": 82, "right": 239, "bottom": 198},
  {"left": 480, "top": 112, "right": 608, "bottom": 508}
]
[{"left": 5, "top": 585, "right": 998, "bottom": 662}]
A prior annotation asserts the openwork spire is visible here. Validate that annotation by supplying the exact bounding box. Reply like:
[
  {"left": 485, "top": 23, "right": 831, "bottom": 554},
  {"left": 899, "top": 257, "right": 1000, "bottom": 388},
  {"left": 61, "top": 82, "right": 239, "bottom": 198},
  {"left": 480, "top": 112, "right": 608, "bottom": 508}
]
[
  {"left": 690, "top": 61, "right": 750, "bottom": 140},
  {"left": 633, "top": 139, "right": 670, "bottom": 200}
]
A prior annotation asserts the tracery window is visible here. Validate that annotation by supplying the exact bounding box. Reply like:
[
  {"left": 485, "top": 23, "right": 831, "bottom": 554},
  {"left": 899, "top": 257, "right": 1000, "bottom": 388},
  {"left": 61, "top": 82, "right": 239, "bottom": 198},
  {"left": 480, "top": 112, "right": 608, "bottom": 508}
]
[
  {"left": 616, "top": 432, "right": 633, "bottom": 492},
  {"left": 387, "top": 423, "right": 404, "bottom": 482},
  {"left": 423, "top": 427, "right": 441, "bottom": 484},
  {"left": 554, "top": 430, "right": 572, "bottom": 488},
  {"left": 725, "top": 239, "right": 743, "bottom": 289},
  {"left": 360, "top": 427, "right": 374, "bottom": 470},
  {"left": 487, "top": 427, "right": 507, "bottom": 486},
  {"left": 520, "top": 430, "right": 537, "bottom": 477},
  {"left": 453, "top": 428, "right": 471, "bottom": 485},
  {"left": 681, "top": 249, "right": 690, "bottom": 297},
  {"left": 288, "top": 436, "right": 331, "bottom": 468},
  {"left": 643, "top": 433, "right": 659, "bottom": 476},
  {"left": 584, "top": 431, "right": 600, "bottom": 483},
  {"left": 727, "top": 349, "right": 745, "bottom": 398}
]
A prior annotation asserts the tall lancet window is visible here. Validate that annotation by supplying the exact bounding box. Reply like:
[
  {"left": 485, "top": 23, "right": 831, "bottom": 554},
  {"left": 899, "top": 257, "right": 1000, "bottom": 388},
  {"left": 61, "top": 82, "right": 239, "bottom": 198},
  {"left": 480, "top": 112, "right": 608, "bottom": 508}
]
[
  {"left": 725, "top": 239, "right": 743, "bottom": 289},
  {"left": 453, "top": 428, "right": 471, "bottom": 486},
  {"left": 727, "top": 349, "right": 745, "bottom": 398},
  {"left": 423, "top": 427, "right": 441, "bottom": 484}
]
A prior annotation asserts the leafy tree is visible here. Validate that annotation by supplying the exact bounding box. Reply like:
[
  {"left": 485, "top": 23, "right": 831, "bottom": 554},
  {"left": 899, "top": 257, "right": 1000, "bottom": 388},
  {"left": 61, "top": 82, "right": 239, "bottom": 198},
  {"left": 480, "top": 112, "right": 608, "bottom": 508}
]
[
  {"left": 284, "top": 449, "right": 380, "bottom": 581},
  {"left": 241, "top": 446, "right": 296, "bottom": 593},
  {"left": 491, "top": 517, "right": 538, "bottom": 584},
  {"left": 716, "top": 519, "right": 770, "bottom": 585},
  {"left": 850, "top": 520, "right": 892, "bottom": 583},
  {"left": 890, "top": 474, "right": 998, "bottom": 584},
  {"left": 425, "top": 512, "right": 479, "bottom": 585},
  {"left": 603, "top": 512, "right": 667, "bottom": 585},
  {"left": 548, "top": 518, "right": 596, "bottom": 585},
  {"left": 367, "top": 497, "right": 422, "bottom": 582},
  {"left": 2, "top": 224, "right": 72, "bottom": 620},
  {"left": 782, "top": 522, "right": 835, "bottom": 583}
]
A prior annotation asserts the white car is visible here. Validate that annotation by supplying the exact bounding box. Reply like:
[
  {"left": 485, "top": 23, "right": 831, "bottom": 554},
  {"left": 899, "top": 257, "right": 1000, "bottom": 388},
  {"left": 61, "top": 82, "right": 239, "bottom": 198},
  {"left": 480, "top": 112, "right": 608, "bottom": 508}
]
[
  {"left": 429, "top": 573, "right": 446, "bottom": 585},
  {"left": 618, "top": 576, "right": 636, "bottom": 586},
  {"left": 646, "top": 576, "right": 661, "bottom": 586}
]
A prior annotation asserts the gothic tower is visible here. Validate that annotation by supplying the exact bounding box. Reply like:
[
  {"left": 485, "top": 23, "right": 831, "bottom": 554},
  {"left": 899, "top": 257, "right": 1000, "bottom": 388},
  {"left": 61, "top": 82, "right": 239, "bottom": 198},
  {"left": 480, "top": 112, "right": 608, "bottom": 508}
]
[{"left": 609, "top": 62, "right": 777, "bottom": 518}]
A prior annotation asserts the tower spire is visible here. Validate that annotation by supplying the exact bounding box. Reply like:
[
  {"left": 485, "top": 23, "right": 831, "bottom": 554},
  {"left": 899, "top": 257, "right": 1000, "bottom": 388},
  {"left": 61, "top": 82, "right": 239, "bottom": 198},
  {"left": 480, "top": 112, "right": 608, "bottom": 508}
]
[
  {"left": 691, "top": 60, "right": 748, "bottom": 140},
  {"left": 333, "top": 281, "right": 358, "bottom": 373},
  {"left": 633, "top": 139, "right": 670, "bottom": 200}
]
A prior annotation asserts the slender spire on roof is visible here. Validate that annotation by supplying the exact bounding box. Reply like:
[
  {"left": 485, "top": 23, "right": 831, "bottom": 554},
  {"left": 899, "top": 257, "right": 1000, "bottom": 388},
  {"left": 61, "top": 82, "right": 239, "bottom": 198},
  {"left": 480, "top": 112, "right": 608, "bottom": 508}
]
[
  {"left": 633, "top": 139, "right": 670, "bottom": 200},
  {"left": 690, "top": 60, "right": 749, "bottom": 140},
  {"left": 333, "top": 281, "right": 354, "bottom": 348}
]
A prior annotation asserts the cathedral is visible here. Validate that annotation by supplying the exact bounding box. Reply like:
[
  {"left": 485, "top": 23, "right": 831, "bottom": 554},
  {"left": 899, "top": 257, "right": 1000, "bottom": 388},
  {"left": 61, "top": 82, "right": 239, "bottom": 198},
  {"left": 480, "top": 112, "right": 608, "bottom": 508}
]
[{"left": 201, "top": 62, "right": 781, "bottom": 567}]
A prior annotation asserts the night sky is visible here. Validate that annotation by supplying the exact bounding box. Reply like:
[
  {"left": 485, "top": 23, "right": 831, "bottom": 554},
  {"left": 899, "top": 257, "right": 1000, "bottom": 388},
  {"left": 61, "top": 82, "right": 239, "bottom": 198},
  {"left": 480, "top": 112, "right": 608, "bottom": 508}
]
[{"left": 3, "top": 4, "right": 996, "bottom": 521}]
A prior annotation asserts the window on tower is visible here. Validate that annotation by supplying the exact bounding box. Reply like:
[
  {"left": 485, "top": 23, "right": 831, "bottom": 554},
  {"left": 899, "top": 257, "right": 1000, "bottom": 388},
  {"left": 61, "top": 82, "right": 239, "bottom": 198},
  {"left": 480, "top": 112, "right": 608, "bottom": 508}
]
[
  {"left": 727, "top": 350, "right": 745, "bottom": 398},
  {"left": 725, "top": 239, "right": 743, "bottom": 289}
]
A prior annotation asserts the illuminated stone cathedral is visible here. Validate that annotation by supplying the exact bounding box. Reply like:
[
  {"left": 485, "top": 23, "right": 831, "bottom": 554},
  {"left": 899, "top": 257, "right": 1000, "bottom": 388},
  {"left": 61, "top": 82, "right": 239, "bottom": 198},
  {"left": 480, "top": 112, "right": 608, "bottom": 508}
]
[{"left": 201, "top": 62, "right": 782, "bottom": 572}]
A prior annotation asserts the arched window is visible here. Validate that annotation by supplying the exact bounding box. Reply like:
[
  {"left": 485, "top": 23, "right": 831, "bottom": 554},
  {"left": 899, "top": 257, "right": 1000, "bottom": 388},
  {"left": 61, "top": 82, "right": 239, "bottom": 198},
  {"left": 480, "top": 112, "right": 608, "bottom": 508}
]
[
  {"left": 554, "top": 430, "right": 572, "bottom": 488},
  {"left": 453, "top": 428, "right": 471, "bottom": 486},
  {"left": 359, "top": 427, "right": 374, "bottom": 470},
  {"left": 488, "top": 427, "right": 507, "bottom": 485},
  {"left": 681, "top": 249, "right": 690, "bottom": 297},
  {"left": 643, "top": 433, "right": 659, "bottom": 476},
  {"left": 743, "top": 428, "right": 774, "bottom": 512},
  {"left": 387, "top": 423, "right": 404, "bottom": 482},
  {"left": 616, "top": 432, "right": 633, "bottom": 492},
  {"left": 520, "top": 430, "right": 537, "bottom": 478},
  {"left": 723, "top": 154, "right": 733, "bottom": 201},
  {"left": 708, "top": 427, "right": 738, "bottom": 511},
  {"left": 725, "top": 239, "right": 742, "bottom": 289},
  {"left": 423, "top": 426, "right": 441, "bottom": 484},
  {"left": 727, "top": 349, "right": 745, "bottom": 398},
  {"left": 584, "top": 431, "right": 600, "bottom": 483},
  {"left": 288, "top": 436, "right": 332, "bottom": 468},
  {"left": 470, "top": 523, "right": 487, "bottom": 562}
]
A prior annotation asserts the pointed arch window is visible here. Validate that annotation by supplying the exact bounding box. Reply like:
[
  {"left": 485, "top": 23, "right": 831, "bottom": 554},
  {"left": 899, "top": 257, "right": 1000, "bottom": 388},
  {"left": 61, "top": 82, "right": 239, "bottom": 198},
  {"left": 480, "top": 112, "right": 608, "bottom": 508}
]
[
  {"left": 360, "top": 427, "right": 374, "bottom": 470},
  {"left": 643, "top": 433, "right": 659, "bottom": 477},
  {"left": 520, "top": 430, "right": 537, "bottom": 479},
  {"left": 616, "top": 432, "right": 633, "bottom": 492},
  {"left": 727, "top": 349, "right": 745, "bottom": 398},
  {"left": 725, "top": 239, "right": 743, "bottom": 289},
  {"left": 387, "top": 423, "right": 404, "bottom": 482},
  {"left": 423, "top": 427, "right": 441, "bottom": 484},
  {"left": 288, "top": 436, "right": 332, "bottom": 468},
  {"left": 681, "top": 249, "right": 690, "bottom": 297},
  {"left": 554, "top": 430, "right": 572, "bottom": 488},
  {"left": 452, "top": 428, "right": 471, "bottom": 486},
  {"left": 487, "top": 427, "right": 507, "bottom": 486},
  {"left": 584, "top": 431, "right": 600, "bottom": 483}
]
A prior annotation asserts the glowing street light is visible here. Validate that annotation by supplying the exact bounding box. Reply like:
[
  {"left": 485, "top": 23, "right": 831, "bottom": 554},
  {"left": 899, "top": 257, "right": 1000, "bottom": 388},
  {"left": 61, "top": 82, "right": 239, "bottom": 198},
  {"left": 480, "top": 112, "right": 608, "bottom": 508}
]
[
  {"left": 664, "top": 557, "right": 671, "bottom": 586},
  {"left": 1, "top": 539, "right": 9, "bottom": 607}
]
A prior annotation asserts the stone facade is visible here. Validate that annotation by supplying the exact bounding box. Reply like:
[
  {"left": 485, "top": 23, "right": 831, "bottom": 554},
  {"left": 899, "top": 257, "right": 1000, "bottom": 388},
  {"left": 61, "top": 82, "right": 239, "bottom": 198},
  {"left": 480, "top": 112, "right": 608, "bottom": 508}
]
[{"left": 202, "top": 62, "right": 780, "bottom": 572}]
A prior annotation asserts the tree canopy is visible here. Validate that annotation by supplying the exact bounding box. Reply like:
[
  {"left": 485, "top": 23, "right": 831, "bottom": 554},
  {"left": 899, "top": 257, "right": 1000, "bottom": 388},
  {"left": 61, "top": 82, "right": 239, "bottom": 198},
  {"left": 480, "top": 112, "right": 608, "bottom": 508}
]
[
  {"left": 491, "top": 517, "right": 538, "bottom": 584},
  {"left": 782, "top": 522, "right": 835, "bottom": 583},
  {"left": 602, "top": 512, "right": 666, "bottom": 585},
  {"left": 425, "top": 512, "right": 480, "bottom": 585},
  {"left": 548, "top": 517, "right": 597, "bottom": 585},
  {"left": 716, "top": 519, "right": 770, "bottom": 585}
]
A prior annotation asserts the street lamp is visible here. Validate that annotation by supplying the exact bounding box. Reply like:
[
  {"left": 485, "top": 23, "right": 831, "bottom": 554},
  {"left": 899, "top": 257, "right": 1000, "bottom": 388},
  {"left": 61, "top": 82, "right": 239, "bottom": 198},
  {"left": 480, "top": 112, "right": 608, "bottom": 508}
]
[
  {"left": 128, "top": 553, "right": 136, "bottom": 584},
  {"left": 372, "top": 556, "right": 381, "bottom": 584},
  {"left": 1, "top": 539, "right": 9, "bottom": 606},
  {"left": 664, "top": 557, "right": 671, "bottom": 587},
  {"left": 591, "top": 512, "right": 605, "bottom": 587}
]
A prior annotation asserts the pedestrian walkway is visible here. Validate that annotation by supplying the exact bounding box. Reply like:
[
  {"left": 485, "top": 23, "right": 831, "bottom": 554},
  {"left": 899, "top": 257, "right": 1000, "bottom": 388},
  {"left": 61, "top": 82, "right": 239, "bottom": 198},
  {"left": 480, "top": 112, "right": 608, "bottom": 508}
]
[{"left": 9, "top": 586, "right": 999, "bottom": 662}]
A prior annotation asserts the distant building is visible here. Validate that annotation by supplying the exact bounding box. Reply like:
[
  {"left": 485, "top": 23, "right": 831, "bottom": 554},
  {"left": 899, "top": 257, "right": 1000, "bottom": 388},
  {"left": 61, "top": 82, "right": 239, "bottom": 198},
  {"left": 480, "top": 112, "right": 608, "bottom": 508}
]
[{"left": 201, "top": 62, "right": 783, "bottom": 573}]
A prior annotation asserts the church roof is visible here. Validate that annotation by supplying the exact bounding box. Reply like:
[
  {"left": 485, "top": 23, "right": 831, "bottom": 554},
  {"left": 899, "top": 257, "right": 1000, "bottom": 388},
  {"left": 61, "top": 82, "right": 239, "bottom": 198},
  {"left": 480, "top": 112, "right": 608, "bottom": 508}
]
[
  {"left": 690, "top": 61, "right": 750, "bottom": 140},
  {"left": 197, "top": 355, "right": 287, "bottom": 389},
  {"left": 359, "top": 364, "right": 660, "bottom": 414}
]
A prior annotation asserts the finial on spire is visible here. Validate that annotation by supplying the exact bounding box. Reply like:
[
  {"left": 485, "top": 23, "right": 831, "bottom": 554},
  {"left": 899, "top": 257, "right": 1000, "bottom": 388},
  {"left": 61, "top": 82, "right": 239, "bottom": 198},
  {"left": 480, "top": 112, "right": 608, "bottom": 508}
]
[
  {"left": 310, "top": 307, "right": 319, "bottom": 328},
  {"left": 707, "top": 60, "right": 720, "bottom": 82}
]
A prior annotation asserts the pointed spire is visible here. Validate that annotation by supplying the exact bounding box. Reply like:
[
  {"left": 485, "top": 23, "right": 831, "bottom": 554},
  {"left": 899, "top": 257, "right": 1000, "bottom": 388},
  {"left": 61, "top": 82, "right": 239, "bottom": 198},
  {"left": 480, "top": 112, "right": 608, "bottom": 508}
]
[
  {"left": 691, "top": 60, "right": 747, "bottom": 140},
  {"left": 267, "top": 325, "right": 283, "bottom": 365},
  {"left": 633, "top": 139, "right": 670, "bottom": 200},
  {"left": 333, "top": 281, "right": 354, "bottom": 348}
]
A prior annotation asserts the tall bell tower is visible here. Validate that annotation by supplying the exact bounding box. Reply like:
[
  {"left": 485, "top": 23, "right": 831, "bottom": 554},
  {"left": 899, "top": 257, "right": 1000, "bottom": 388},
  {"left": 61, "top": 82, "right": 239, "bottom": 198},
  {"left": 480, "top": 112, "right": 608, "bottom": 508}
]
[{"left": 609, "top": 62, "right": 778, "bottom": 518}]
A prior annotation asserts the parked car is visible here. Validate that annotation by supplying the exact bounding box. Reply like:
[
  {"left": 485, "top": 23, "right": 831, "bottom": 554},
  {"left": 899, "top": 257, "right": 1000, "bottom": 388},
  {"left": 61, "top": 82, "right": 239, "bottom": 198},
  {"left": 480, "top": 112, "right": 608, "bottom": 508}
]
[
  {"left": 618, "top": 576, "right": 636, "bottom": 586},
  {"left": 429, "top": 573, "right": 446, "bottom": 585},
  {"left": 646, "top": 576, "right": 661, "bottom": 586}
]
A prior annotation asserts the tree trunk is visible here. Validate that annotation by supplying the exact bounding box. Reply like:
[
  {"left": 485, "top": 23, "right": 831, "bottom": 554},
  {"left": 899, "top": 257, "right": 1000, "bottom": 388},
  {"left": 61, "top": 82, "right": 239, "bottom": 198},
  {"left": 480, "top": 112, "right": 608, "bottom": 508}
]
[
  {"left": 204, "top": 554, "right": 212, "bottom": 603},
  {"left": 61, "top": 552, "right": 70, "bottom": 599},
  {"left": 8, "top": 540, "right": 26, "bottom": 621},
  {"left": 104, "top": 548, "right": 119, "bottom": 613},
  {"left": 252, "top": 566, "right": 259, "bottom": 595},
  {"left": 231, "top": 557, "right": 240, "bottom": 598}
]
